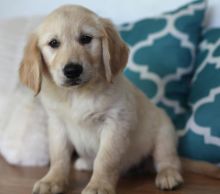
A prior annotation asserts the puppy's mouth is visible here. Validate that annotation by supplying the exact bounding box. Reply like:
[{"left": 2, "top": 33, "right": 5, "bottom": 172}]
[
  {"left": 63, "top": 78, "right": 90, "bottom": 87},
  {"left": 64, "top": 78, "right": 82, "bottom": 86}
]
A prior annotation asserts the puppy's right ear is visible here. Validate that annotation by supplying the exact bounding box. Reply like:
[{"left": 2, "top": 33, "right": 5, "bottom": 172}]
[{"left": 19, "top": 33, "right": 42, "bottom": 95}]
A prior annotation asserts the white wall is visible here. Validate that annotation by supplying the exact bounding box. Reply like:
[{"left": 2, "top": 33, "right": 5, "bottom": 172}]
[{"left": 0, "top": 0, "right": 219, "bottom": 27}]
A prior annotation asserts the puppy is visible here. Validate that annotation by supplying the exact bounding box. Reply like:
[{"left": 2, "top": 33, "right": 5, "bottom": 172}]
[{"left": 19, "top": 5, "right": 183, "bottom": 194}]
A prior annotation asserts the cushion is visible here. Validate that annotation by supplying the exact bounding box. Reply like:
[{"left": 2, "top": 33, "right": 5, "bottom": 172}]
[
  {"left": 178, "top": 29, "right": 220, "bottom": 163},
  {"left": 119, "top": 0, "right": 206, "bottom": 130}
]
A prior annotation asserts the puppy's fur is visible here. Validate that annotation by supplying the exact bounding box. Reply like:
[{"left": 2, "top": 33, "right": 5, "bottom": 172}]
[{"left": 19, "top": 5, "right": 183, "bottom": 194}]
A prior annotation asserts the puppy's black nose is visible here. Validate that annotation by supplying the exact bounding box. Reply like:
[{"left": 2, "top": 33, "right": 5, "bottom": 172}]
[{"left": 63, "top": 63, "right": 83, "bottom": 79}]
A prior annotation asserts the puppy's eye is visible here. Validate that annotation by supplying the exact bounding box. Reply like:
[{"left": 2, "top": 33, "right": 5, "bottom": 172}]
[
  {"left": 79, "top": 35, "right": 93, "bottom": 45},
  {"left": 48, "top": 39, "right": 60, "bottom": 48}
]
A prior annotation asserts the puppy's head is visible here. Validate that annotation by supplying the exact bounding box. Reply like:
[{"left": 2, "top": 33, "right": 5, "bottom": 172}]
[{"left": 19, "top": 5, "right": 129, "bottom": 94}]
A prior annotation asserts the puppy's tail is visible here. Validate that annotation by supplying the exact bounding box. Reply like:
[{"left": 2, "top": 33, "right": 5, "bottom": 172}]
[{"left": 181, "top": 157, "right": 220, "bottom": 179}]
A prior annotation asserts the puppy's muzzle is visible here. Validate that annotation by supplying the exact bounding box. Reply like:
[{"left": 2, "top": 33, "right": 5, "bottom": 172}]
[{"left": 63, "top": 63, "right": 83, "bottom": 79}]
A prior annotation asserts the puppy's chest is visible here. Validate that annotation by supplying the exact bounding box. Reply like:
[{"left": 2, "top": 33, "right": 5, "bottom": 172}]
[{"left": 62, "top": 98, "right": 106, "bottom": 159}]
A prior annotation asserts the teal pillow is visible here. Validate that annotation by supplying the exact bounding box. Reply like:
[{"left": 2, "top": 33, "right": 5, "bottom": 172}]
[
  {"left": 119, "top": 0, "right": 206, "bottom": 130},
  {"left": 178, "top": 29, "right": 220, "bottom": 163}
]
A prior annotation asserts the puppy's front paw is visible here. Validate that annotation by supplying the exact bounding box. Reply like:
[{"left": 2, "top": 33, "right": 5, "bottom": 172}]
[
  {"left": 82, "top": 183, "right": 115, "bottom": 194},
  {"left": 155, "top": 168, "right": 183, "bottom": 190},
  {"left": 33, "top": 179, "right": 67, "bottom": 194}
]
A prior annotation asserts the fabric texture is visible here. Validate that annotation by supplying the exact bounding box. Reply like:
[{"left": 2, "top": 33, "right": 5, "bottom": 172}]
[
  {"left": 119, "top": 0, "right": 206, "bottom": 130},
  {"left": 178, "top": 29, "right": 220, "bottom": 163},
  {"left": 0, "top": 17, "right": 49, "bottom": 166}
]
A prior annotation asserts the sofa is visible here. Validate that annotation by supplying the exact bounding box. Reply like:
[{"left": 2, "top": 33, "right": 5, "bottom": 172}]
[{"left": 0, "top": 0, "right": 220, "bottom": 167}]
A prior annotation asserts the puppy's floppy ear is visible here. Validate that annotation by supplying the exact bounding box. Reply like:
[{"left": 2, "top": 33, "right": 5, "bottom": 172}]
[
  {"left": 19, "top": 33, "right": 42, "bottom": 95},
  {"left": 101, "top": 18, "right": 129, "bottom": 82}
]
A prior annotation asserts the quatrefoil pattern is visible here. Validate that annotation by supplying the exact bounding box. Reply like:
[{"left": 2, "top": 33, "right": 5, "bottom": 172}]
[
  {"left": 178, "top": 29, "right": 220, "bottom": 163},
  {"left": 119, "top": 0, "right": 206, "bottom": 130}
]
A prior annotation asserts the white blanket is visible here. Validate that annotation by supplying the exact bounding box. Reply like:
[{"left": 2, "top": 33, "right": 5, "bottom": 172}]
[{"left": 0, "top": 17, "right": 49, "bottom": 166}]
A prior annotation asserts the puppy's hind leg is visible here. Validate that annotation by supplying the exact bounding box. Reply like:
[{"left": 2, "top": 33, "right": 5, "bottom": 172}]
[{"left": 153, "top": 121, "right": 183, "bottom": 190}]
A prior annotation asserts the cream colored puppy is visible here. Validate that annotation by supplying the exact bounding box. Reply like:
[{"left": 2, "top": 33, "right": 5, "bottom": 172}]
[{"left": 19, "top": 5, "right": 183, "bottom": 194}]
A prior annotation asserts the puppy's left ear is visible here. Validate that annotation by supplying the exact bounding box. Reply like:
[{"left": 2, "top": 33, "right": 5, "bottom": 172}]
[{"left": 101, "top": 18, "right": 129, "bottom": 82}]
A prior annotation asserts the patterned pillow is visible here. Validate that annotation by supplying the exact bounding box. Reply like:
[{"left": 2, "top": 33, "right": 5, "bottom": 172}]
[
  {"left": 119, "top": 0, "right": 206, "bottom": 130},
  {"left": 178, "top": 29, "right": 220, "bottom": 163}
]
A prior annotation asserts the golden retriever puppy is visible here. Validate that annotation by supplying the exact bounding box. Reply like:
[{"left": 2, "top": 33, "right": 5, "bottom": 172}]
[{"left": 19, "top": 5, "right": 183, "bottom": 194}]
